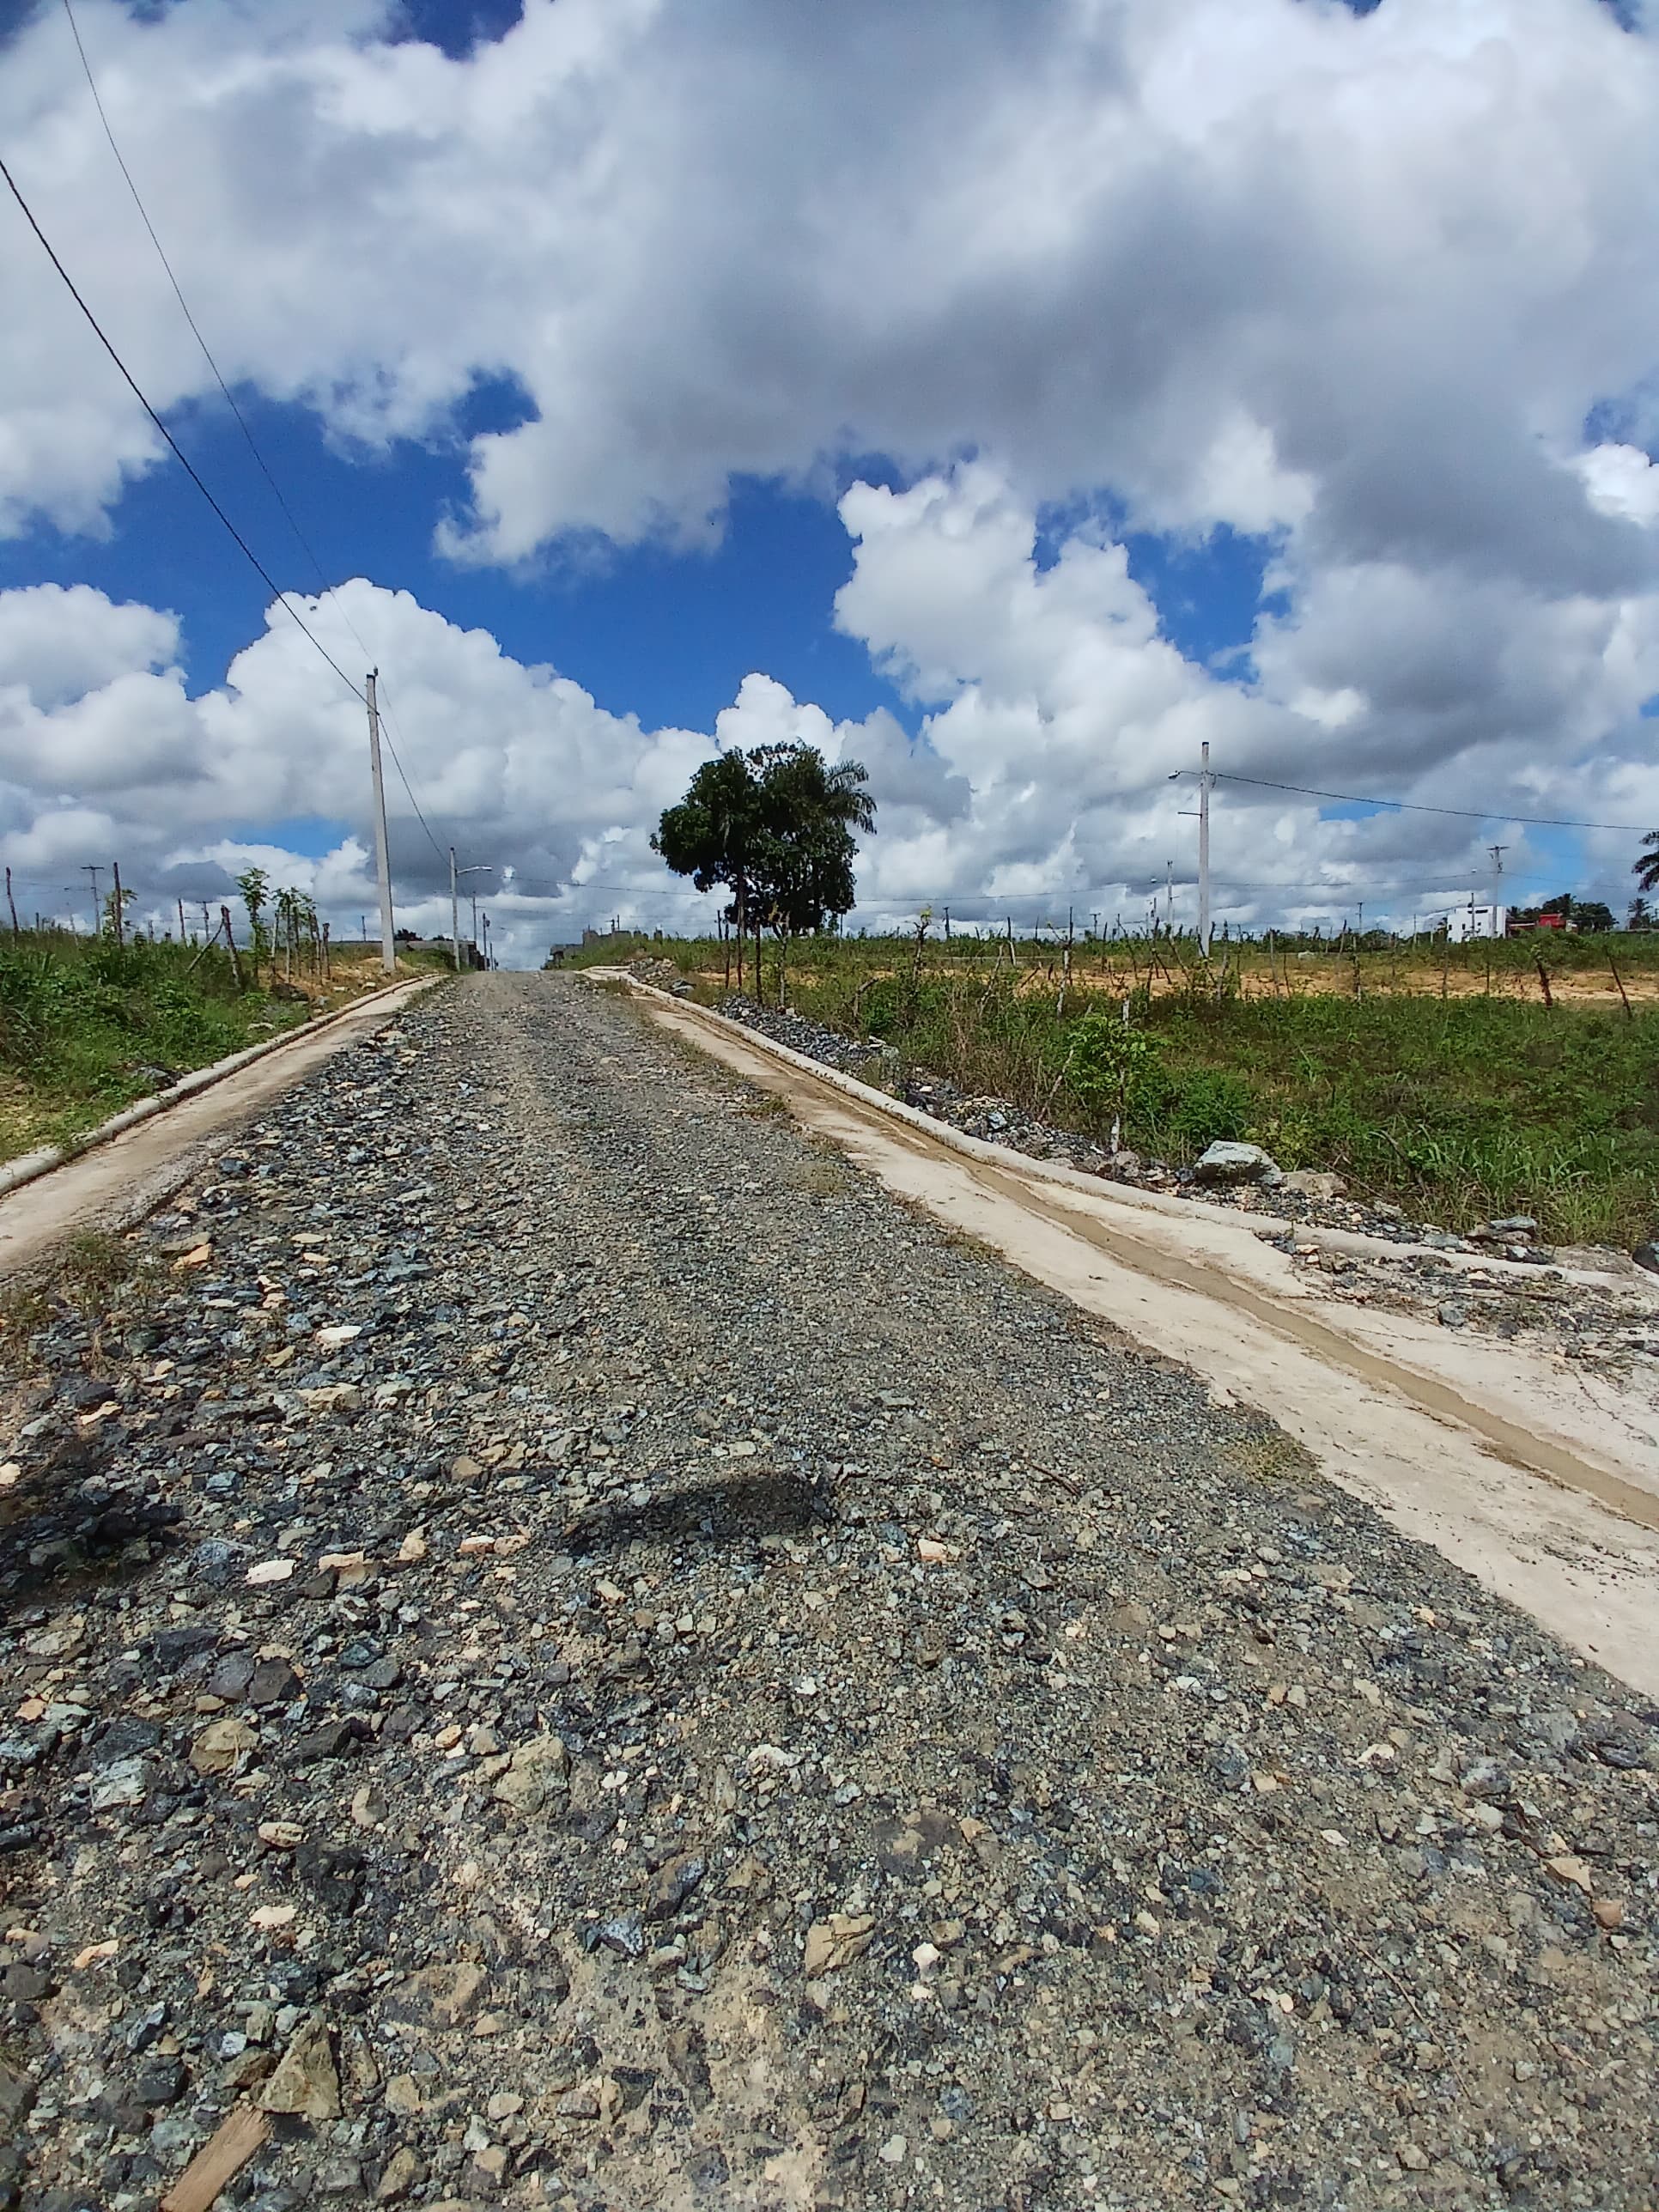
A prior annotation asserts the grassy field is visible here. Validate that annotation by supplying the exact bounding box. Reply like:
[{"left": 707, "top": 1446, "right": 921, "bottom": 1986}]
[
  {"left": 582, "top": 926, "right": 1659, "bottom": 1247},
  {"left": 0, "top": 927, "right": 429, "bottom": 1166}
]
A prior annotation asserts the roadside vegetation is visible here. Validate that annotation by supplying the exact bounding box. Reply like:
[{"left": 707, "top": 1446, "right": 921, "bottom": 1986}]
[
  {"left": 0, "top": 925, "right": 424, "bottom": 1165},
  {"left": 575, "top": 923, "right": 1659, "bottom": 1247}
]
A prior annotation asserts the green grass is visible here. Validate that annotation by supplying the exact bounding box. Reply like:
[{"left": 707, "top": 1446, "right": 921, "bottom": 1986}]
[
  {"left": 593, "top": 929, "right": 1659, "bottom": 1246},
  {"left": 0, "top": 928, "right": 413, "bottom": 1164}
]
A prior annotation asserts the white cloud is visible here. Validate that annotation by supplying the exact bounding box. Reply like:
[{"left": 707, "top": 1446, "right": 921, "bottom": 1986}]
[
  {"left": 3, "top": 1, "right": 1659, "bottom": 941},
  {"left": 6, "top": 456, "right": 1659, "bottom": 959},
  {"left": 0, "top": 579, "right": 728, "bottom": 961},
  {"left": 1, "top": 0, "right": 1656, "bottom": 585},
  {"left": 0, "top": 582, "right": 178, "bottom": 711}
]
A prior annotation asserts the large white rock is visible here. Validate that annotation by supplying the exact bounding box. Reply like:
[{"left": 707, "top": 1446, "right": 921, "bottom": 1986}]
[{"left": 1193, "top": 1141, "right": 1282, "bottom": 1187}]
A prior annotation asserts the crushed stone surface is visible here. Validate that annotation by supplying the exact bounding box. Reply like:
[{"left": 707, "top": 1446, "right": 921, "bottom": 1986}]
[{"left": 0, "top": 972, "right": 1655, "bottom": 2212}]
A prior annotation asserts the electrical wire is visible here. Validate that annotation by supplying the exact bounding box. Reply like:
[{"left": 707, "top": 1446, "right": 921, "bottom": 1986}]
[
  {"left": 57, "top": 0, "right": 363, "bottom": 622},
  {"left": 10, "top": 50, "right": 457, "bottom": 873},
  {"left": 0, "top": 150, "right": 365, "bottom": 706},
  {"left": 1196, "top": 769, "right": 1650, "bottom": 836},
  {"left": 369, "top": 674, "right": 453, "bottom": 869}
]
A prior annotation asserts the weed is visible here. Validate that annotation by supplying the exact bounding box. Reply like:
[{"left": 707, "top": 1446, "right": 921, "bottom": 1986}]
[
  {"left": 0, "top": 1227, "right": 162, "bottom": 1376},
  {"left": 0, "top": 927, "right": 403, "bottom": 1164},
  {"left": 790, "top": 1155, "right": 847, "bottom": 1199},
  {"left": 613, "top": 929, "right": 1659, "bottom": 1245},
  {"left": 1218, "top": 1426, "right": 1321, "bottom": 1489}
]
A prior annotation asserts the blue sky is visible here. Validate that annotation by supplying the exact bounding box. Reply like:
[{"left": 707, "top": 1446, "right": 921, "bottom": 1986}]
[{"left": 1, "top": 0, "right": 1656, "bottom": 956}]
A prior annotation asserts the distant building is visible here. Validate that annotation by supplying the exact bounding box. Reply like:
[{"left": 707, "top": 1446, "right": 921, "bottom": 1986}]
[
  {"left": 1444, "top": 903, "right": 1507, "bottom": 943},
  {"left": 393, "top": 931, "right": 484, "bottom": 969}
]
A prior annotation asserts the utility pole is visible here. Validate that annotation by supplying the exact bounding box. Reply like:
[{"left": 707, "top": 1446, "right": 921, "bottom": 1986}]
[
  {"left": 177, "top": 895, "right": 187, "bottom": 945},
  {"left": 482, "top": 912, "right": 492, "bottom": 969},
  {"left": 1489, "top": 843, "right": 1506, "bottom": 935},
  {"left": 470, "top": 888, "right": 479, "bottom": 953},
  {"left": 111, "top": 860, "right": 125, "bottom": 947},
  {"left": 1198, "top": 738, "right": 1212, "bottom": 957},
  {"left": 82, "top": 863, "right": 101, "bottom": 935},
  {"left": 365, "top": 671, "right": 396, "bottom": 975}
]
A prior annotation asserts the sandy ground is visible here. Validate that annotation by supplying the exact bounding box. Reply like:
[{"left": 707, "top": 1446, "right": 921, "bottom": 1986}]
[
  {"left": 635, "top": 986, "right": 1659, "bottom": 1700},
  {"left": 0, "top": 975, "right": 436, "bottom": 1279}
]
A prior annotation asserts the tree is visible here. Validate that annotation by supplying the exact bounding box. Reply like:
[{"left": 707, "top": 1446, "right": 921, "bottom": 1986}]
[
  {"left": 1630, "top": 895, "right": 1654, "bottom": 932},
  {"left": 653, "top": 750, "right": 763, "bottom": 992},
  {"left": 654, "top": 743, "right": 876, "bottom": 1002},
  {"left": 100, "top": 884, "right": 136, "bottom": 941},
  {"left": 1510, "top": 891, "right": 1613, "bottom": 934},
  {"left": 236, "top": 866, "right": 270, "bottom": 983},
  {"left": 1635, "top": 831, "right": 1659, "bottom": 899},
  {"left": 747, "top": 744, "right": 876, "bottom": 1004}
]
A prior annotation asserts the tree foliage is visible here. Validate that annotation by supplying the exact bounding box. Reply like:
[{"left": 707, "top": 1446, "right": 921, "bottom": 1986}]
[{"left": 653, "top": 743, "right": 875, "bottom": 992}]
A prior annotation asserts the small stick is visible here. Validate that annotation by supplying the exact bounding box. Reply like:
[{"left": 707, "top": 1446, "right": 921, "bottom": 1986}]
[
  {"left": 1534, "top": 956, "right": 1553, "bottom": 1010},
  {"left": 161, "top": 2104, "right": 272, "bottom": 2212},
  {"left": 1607, "top": 951, "right": 1633, "bottom": 1019}
]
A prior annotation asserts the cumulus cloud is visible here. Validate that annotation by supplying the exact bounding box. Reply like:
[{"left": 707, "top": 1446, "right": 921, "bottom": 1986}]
[
  {"left": 0, "top": 579, "right": 728, "bottom": 960},
  {"left": 1, "top": 0, "right": 1656, "bottom": 576},
  {"left": 3, "top": 0, "right": 1659, "bottom": 939},
  {"left": 828, "top": 465, "right": 1659, "bottom": 927},
  {"left": 9, "top": 465, "right": 1655, "bottom": 959}
]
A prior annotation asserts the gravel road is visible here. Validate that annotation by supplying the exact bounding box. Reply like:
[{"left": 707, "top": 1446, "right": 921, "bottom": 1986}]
[{"left": 2, "top": 973, "right": 1654, "bottom": 2212}]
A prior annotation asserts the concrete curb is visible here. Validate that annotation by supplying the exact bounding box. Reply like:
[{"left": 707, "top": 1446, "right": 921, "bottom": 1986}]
[
  {"left": 593, "top": 969, "right": 1650, "bottom": 1297},
  {"left": 0, "top": 972, "right": 442, "bottom": 1204}
]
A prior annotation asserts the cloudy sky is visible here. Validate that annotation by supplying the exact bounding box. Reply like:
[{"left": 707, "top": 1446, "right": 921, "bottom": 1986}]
[{"left": 2, "top": 0, "right": 1657, "bottom": 962}]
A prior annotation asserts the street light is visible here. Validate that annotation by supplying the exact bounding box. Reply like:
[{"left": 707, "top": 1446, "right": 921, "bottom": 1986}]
[{"left": 449, "top": 851, "right": 493, "bottom": 974}]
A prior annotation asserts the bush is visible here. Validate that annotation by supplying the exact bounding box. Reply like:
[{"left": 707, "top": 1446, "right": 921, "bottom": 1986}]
[{"left": 1063, "top": 1010, "right": 1162, "bottom": 1134}]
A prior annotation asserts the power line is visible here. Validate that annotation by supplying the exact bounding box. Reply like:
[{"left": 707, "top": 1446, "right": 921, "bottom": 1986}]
[
  {"left": 0, "top": 150, "right": 364, "bottom": 707},
  {"left": 370, "top": 675, "right": 450, "bottom": 869},
  {"left": 58, "top": 0, "right": 349, "bottom": 605},
  {"left": 1198, "top": 770, "right": 1649, "bottom": 836},
  {"left": 53, "top": 4, "right": 461, "bottom": 884}
]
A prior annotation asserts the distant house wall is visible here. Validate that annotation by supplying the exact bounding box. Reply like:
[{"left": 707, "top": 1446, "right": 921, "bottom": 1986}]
[{"left": 1445, "top": 903, "right": 1507, "bottom": 944}]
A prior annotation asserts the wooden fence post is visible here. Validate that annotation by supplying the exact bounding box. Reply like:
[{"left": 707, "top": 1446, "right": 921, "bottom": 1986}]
[{"left": 220, "top": 905, "right": 245, "bottom": 990}]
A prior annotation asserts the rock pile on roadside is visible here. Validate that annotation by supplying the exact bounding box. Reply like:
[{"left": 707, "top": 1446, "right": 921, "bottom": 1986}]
[{"left": 0, "top": 974, "right": 1655, "bottom": 2209}]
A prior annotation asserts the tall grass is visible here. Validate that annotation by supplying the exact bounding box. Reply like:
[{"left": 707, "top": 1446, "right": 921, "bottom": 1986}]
[
  {"left": 0, "top": 928, "right": 392, "bottom": 1163},
  {"left": 594, "top": 931, "right": 1658, "bottom": 1246}
]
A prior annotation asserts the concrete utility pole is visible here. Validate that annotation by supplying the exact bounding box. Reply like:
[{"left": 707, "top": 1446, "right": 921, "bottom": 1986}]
[
  {"left": 1198, "top": 738, "right": 1212, "bottom": 957},
  {"left": 82, "top": 863, "right": 101, "bottom": 935},
  {"left": 365, "top": 671, "right": 397, "bottom": 975},
  {"left": 111, "top": 860, "right": 125, "bottom": 947}
]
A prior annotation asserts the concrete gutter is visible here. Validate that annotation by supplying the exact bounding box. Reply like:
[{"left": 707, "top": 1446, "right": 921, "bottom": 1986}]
[
  {"left": 588, "top": 970, "right": 1652, "bottom": 1299},
  {"left": 0, "top": 972, "right": 443, "bottom": 1203}
]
